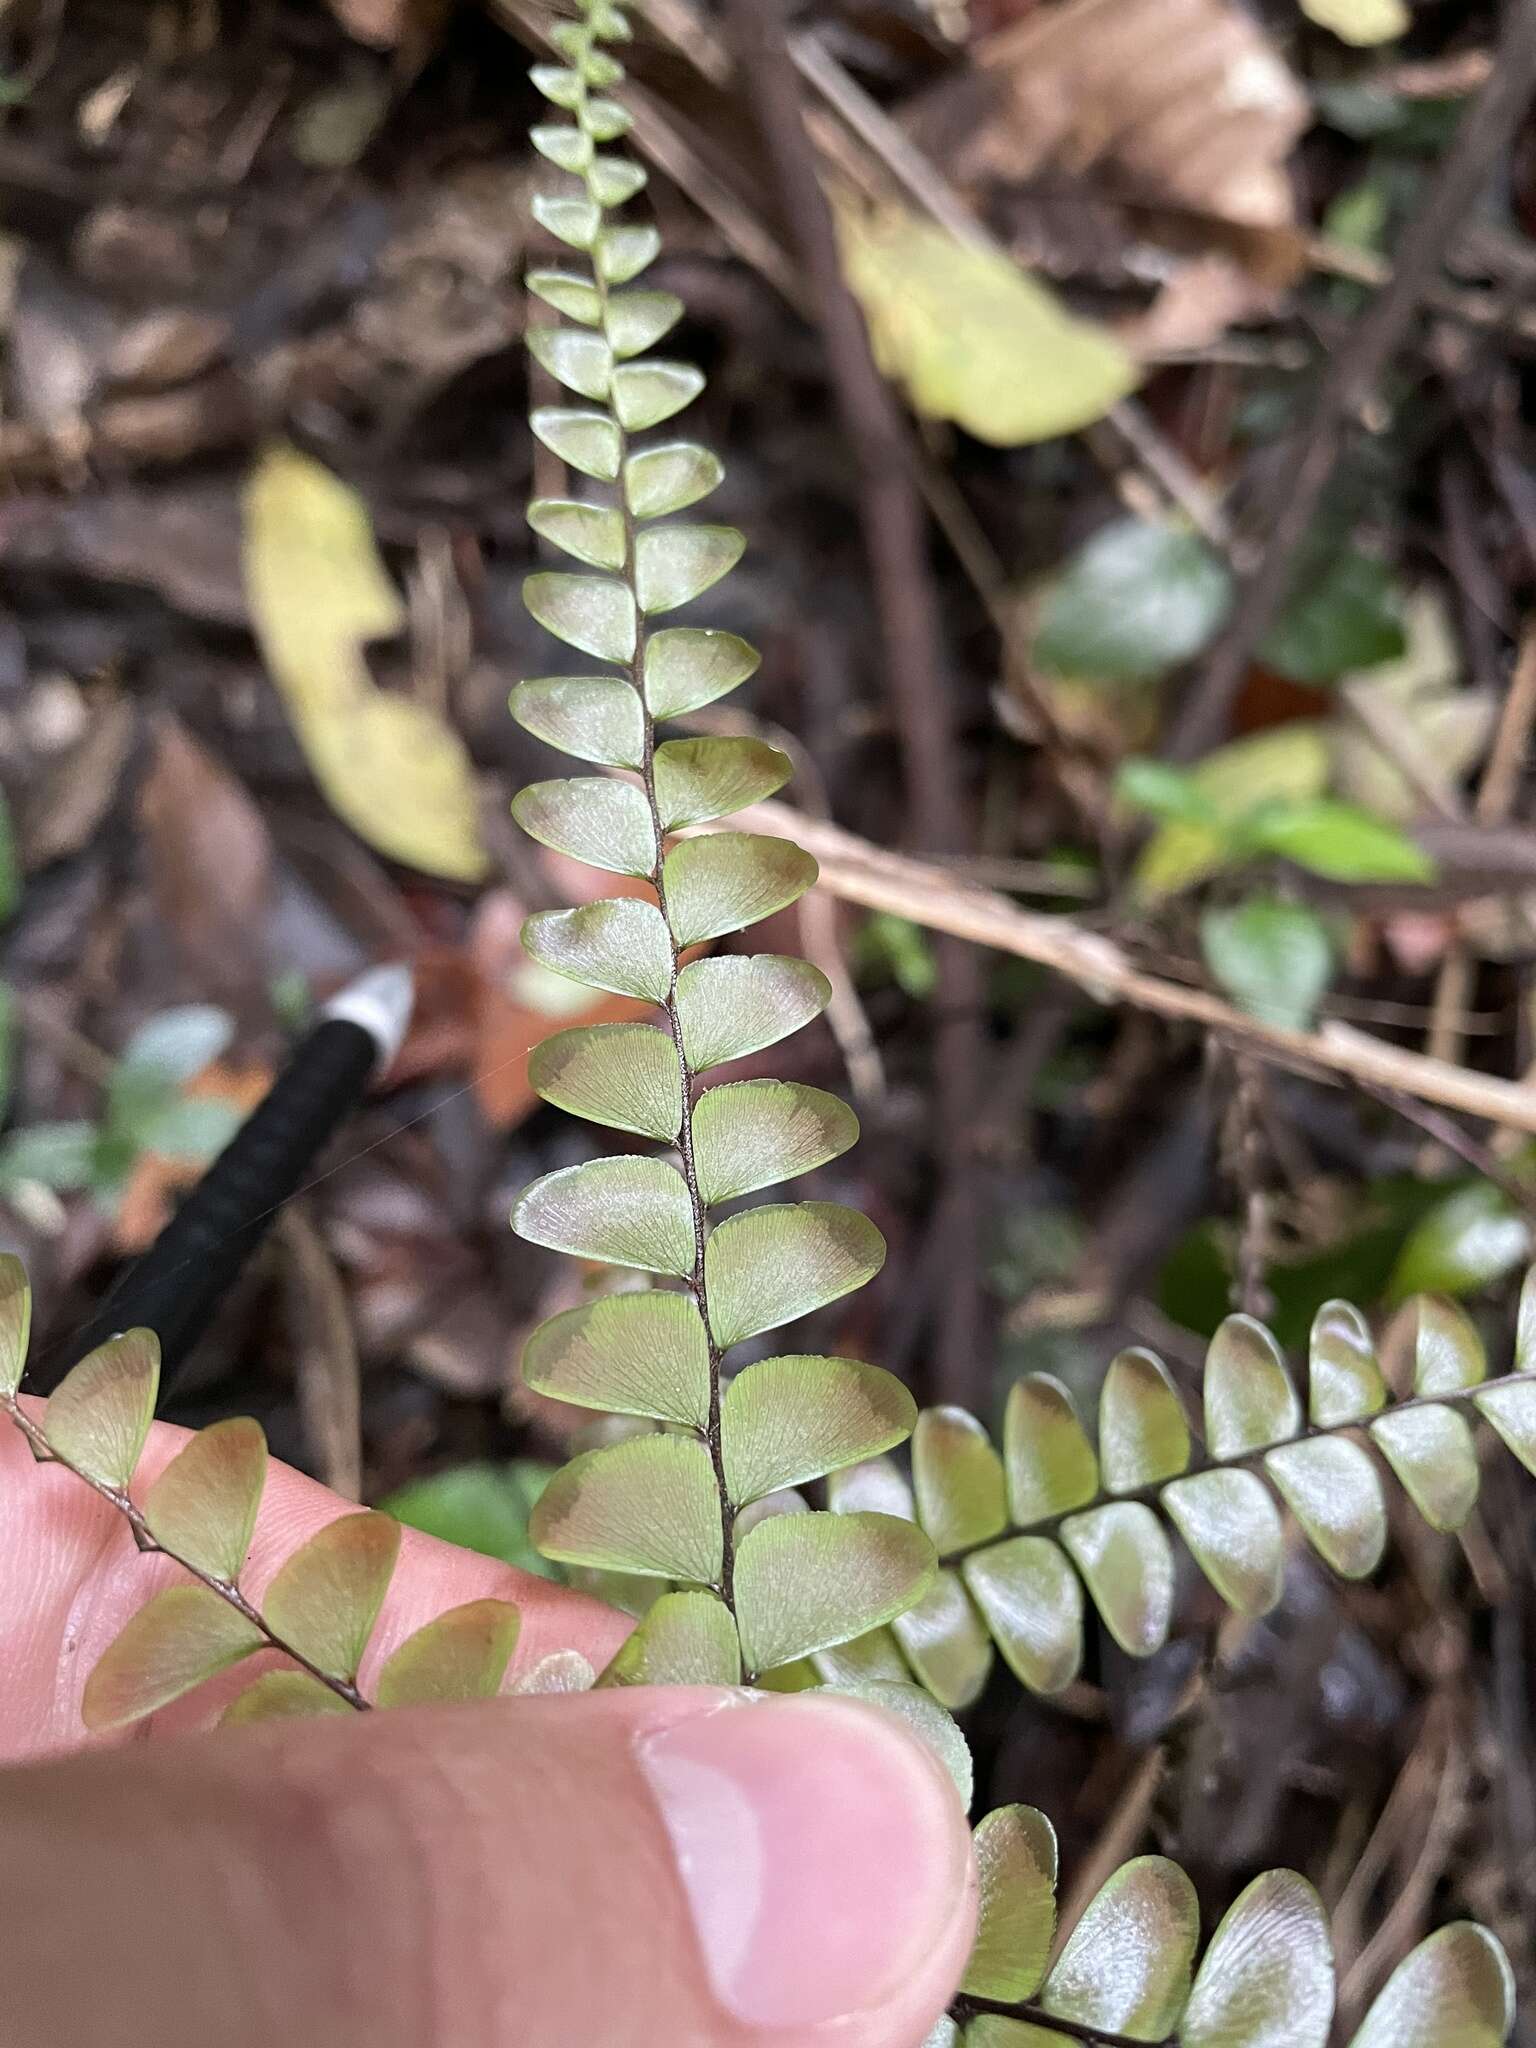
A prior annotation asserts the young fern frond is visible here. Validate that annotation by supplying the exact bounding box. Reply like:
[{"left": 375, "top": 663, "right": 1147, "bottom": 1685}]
[
  {"left": 829, "top": 1281, "right": 1536, "bottom": 1707},
  {"left": 511, "top": 0, "right": 928, "bottom": 1684},
  {"left": 0, "top": 1256, "right": 526, "bottom": 1727}
]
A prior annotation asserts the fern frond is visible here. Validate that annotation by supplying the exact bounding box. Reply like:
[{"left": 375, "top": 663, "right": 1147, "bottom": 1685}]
[
  {"left": 830, "top": 1281, "right": 1536, "bottom": 1705},
  {"left": 511, "top": 0, "right": 926, "bottom": 1682}
]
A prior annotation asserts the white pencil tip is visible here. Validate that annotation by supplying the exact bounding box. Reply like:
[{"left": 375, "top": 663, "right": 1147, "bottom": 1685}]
[{"left": 323, "top": 962, "right": 415, "bottom": 1071}]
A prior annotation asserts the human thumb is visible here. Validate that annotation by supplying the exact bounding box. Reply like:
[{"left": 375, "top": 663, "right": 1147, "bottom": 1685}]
[{"left": 0, "top": 1684, "right": 977, "bottom": 2048}]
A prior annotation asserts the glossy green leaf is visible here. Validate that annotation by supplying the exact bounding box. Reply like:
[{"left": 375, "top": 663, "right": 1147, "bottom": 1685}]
[
  {"left": 635, "top": 525, "right": 745, "bottom": 614},
  {"left": 0, "top": 1253, "right": 30, "bottom": 1396},
  {"left": 263, "top": 1510, "right": 400, "bottom": 1681},
  {"left": 142, "top": 1416, "right": 268, "bottom": 1584},
  {"left": 526, "top": 327, "right": 612, "bottom": 402},
  {"left": 819, "top": 1678, "right": 973, "bottom": 1807},
  {"left": 653, "top": 737, "right": 791, "bottom": 831},
  {"left": 734, "top": 1509, "right": 936, "bottom": 1671},
  {"left": 602, "top": 1590, "right": 742, "bottom": 1685},
  {"left": 528, "top": 1022, "right": 681, "bottom": 1141},
  {"left": 1004, "top": 1374, "right": 1098, "bottom": 1526},
  {"left": 513, "top": 1157, "right": 696, "bottom": 1276},
  {"left": 83, "top": 1585, "right": 264, "bottom": 1730},
  {"left": 529, "top": 63, "right": 583, "bottom": 108},
  {"left": 1099, "top": 1347, "right": 1191, "bottom": 1493},
  {"left": 588, "top": 154, "right": 646, "bottom": 208},
  {"left": 1131, "top": 724, "right": 1331, "bottom": 902},
  {"left": 375, "top": 1599, "right": 521, "bottom": 1707},
  {"left": 595, "top": 222, "right": 660, "bottom": 284},
  {"left": 1043, "top": 1857, "right": 1200, "bottom": 2040},
  {"left": 811, "top": 1626, "right": 909, "bottom": 1685},
  {"left": 523, "top": 898, "right": 674, "bottom": 1002},
  {"left": 676, "top": 955, "right": 830, "bottom": 1071},
  {"left": 1411, "top": 1294, "right": 1487, "bottom": 1396},
  {"left": 605, "top": 289, "right": 683, "bottom": 359},
  {"left": 531, "top": 1433, "right": 723, "bottom": 1582},
  {"left": 1061, "top": 1503, "right": 1174, "bottom": 1658},
  {"left": 1309, "top": 1299, "right": 1386, "bottom": 1426},
  {"left": 532, "top": 191, "right": 601, "bottom": 249},
  {"left": 1347, "top": 1923, "right": 1514, "bottom": 2048},
  {"left": 1034, "top": 517, "right": 1232, "bottom": 685},
  {"left": 1390, "top": 1184, "right": 1531, "bottom": 1304},
  {"left": 527, "top": 268, "right": 602, "bottom": 324},
  {"left": 1163, "top": 1468, "right": 1285, "bottom": 1616},
  {"left": 963, "top": 1804, "right": 1059, "bottom": 2003},
  {"left": 662, "top": 833, "right": 817, "bottom": 949},
  {"left": 526, "top": 497, "right": 626, "bottom": 573},
  {"left": 705, "top": 1200, "right": 885, "bottom": 1348},
  {"left": 1371, "top": 1404, "right": 1480, "bottom": 1531},
  {"left": 531, "top": 122, "right": 593, "bottom": 173},
  {"left": 1181, "top": 1869, "right": 1335, "bottom": 2048},
  {"left": 722, "top": 1354, "right": 915, "bottom": 1504},
  {"left": 890, "top": 1566, "right": 993, "bottom": 1710},
  {"left": 522, "top": 1289, "right": 709, "bottom": 1428},
  {"left": 512, "top": 777, "right": 655, "bottom": 877},
  {"left": 582, "top": 98, "right": 632, "bottom": 144},
  {"left": 46, "top": 1331, "right": 161, "bottom": 1490},
  {"left": 1245, "top": 798, "right": 1433, "bottom": 884},
  {"left": 610, "top": 360, "right": 704, "bottom": 431},
  {"left": 1265, "top": 1436, "right": 1387, "bottom": 1578},
  {"left": 1201, "top": 897, "right": 1333, "bottom": 1032},
  {"left": 1205, "top": 1315, "right": 1301, "bottom": 1459},
  {"left": 511, "top": 676, "right": 643, "bottom": 768},
  {"left": 913, "top": 1406, "right": 1008, "bottom": 1554},
  {"left": 693, "top": 1080, "right": 857, "bottom": 1205},
  {"left": 531, "top": 405, "right": 622, "bottom": 481},
  {"left": 962, "top": 1535, "right": 1083, "bottom": 1696},
  {"left": 1475, "top": 1378, "right": 1536, "bottom": 1478},
  {"left": 224, "top": 1671, "right": 353, "bottom": 1724},
  {"left": 523, "top": 572, "right": 636, "bottom": 664},
  {"left": 645, "top": 626, "right": 760, "bottom": 718},
  {"left": 383, "top": 1462, "right": 552, "bottom": 1577},
  {"left": 1260, "top": 546, "right": 1405, "bottom": 686},
  {"left": 626, "top": 442, "right": 723, "bottom": 518}
]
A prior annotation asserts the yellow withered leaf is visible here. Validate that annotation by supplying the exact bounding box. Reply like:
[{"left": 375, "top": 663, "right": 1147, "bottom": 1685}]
[
  {"left": 834, "top": 200, "right": 1137, "bottom": 447},
  {"left": 242, "top": 445, "right": 489, "bottom": 883}
]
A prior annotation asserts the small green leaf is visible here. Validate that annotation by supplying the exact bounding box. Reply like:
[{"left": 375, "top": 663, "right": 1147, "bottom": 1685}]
[
  {"left": 819, "top": 1678, "right": 973, "bottom": 1807},
  {"left": 1131, "top": 725, "right": 1331, "bottom": 902},
  {"left": 513, "top": 1157, "right": 696, "bottom": 1276},
  {"left": 531, "top": 406, "right": 622, "bottom": 481},
  {"left": 1099, "top": 1348, "right": 1192, "bottom": 1493},
  {"left": 1309, "top": 1299, "right": 1387, "bottom": 1425},
  {"left": 375, "top": 1599, "right": 521, "bottom": 1707},
  {"left": 675, "top": 955, "right": 831, "bottom": 1071},
  {"left": 826, "top": 1456, "right": 915, "bottom": 1518},
  {"left": 653, "top": 737, "right": 791, "bottom": 831},
  {"left": 1265, "top": 1436, "right": 1387, "bottom": 1578},
  {"left": 1201, "top": 898, "right": 1333, "bottom": 1032},
  {"left": 610, "top": 360, "right": 705, "bottom": 431},
  {"left": 1117, "top": 758, "right": 1223, "bottom": 832},
  {"left": 661, "top": 833, "right": 818, "bottom": 948},
  {"left": 1244, "top": 799, "right": 1433, "bottom": 884},
  {"left": 692, "top": 1080, "right": 858, "bottom": 1204},
  {"left": 512, "top": 777, "right": 656, "bottom": 877},
  {"left": 263, "top": 1510, "right": 400, "bottom": 1682},
  {"left": 963, "top": 1804, "right": 1059, "bottom": 2003},
  {"left": 523, "top": 572, "right": 637, "bottom": 664},
  {"left": 605, "top": 289, "right": 684, "bottom": 359},
  {"left": 1162, "top": 1468, "right": 1285, "bottom": 1615},
  {"left": 811, "top": 1626, "right": 909, "bottom": 1685},
  {"left": 528, "top": 1022, "right": 682, "bottom": 1141},
  {"left": 922, "top": 2021, "right": 962, "bottom": 2048},
  {"left": 1371, "top": 1404, "right": 1480, "bottom": 1531},
  {"left": 595, "top": 222, "right": 661, "bottom": 284},
  {"left": 527, "top": 269, "right": 602, "bottom": 324},
  {"left": 142, "top": 1416, "right": 268, "bottom": 1584},
  {"left": 645, "top": 627, "right": 760, "bottom": 718},
  {"left": 1389, "top": 1185, "right": 1531, "bottom": 1304},
  {"left": 382, "top": 1462, "right": 554, "bottom": 1577},
  {"left": 526, "top": 328, "right": 612, "bottom": 402},
  {"left": 1260, "top": 546, "right": 1406, "bottom": 686},
  {"left": 1181, "top": 1869, "right": 1335, "bottom": 2048},
  {"left": 889, "top": 1566, "right": 993, "bottom": 1710},
  {"left": 532, "top": 121, "right": 594, "bottom": 172},
  {"left": 1411, "top": 1294, "right": 1487, "bottom": 1395},
  {"left": 530, "top": 1434, "right": 723, "bottom": 1582},
  {"left": 626, "top": 442, "right": 723, "bottom": 518},
  {"left": 601, "top": 1590, "right": 741, "bottom": 1685},
  {"left": 523, "top": 1290, "right": 710, "bottom": 1428},
  {"left": 734, "top": 1509, "right": 936, "bottom": 1671},
  {"left": 912, "top": 1406, "right": 1008, "bottom": 1554},
  {"left": 1475, "top": 1379, "right": 1536, "bottom": 1479},
  {"left": 1205, "top": 1315, "right": 1301, "bottom": 1459},
  {"left": 635, "top": 526, "right": 745, "bottom": 614},
  {"left": 523, "top": 898, "right": 674, "bottom": 1002},
  {"left": 722, "top": 1354, "right": 915, "bottom": 1503},
  {"left": 1517, "top": 1264, "right": 1536, "bottom": 1371},
  {"left": 582, "top": 96, "right": 633, "bottom": 143},
  {"left": 512, "top": 1649, "right": 597, "bottom": 1693},
  {"left": 962, "top": 1535, "right": 1084, "bottom": 1696},
  {"left": 531, "top": 191, "right": 601, "bottom": 249},
  {"left": 511, "top": 675, "right": 644, "bottom": 768},
  {"left": 966, "top": 2020, "right": 1075, "bottom": 2046},
  {"left": 83, "top": 1585, "right": 264, "bottom": 1730},
  {"left": 705, "top": 1199, "right": 884, "bottom": 1349},
  {"left": 1004, "top": 1375, "right": 1098, "bottom": 1526},
  {"left": 0, "top": 1253, "right": 31, "bottom": 1396},
  {"left": 224, "top": 1671, "right": 354, "bottom": 1724},
  {"left": 588, "top": 155, "right": 646, "bottom": 208},
  {"left": 1061, "top": 1503, "right": 1174, "bottom": 1658},
  {"left": 529, "top": 63, "right": 583, "bottom": 108},
  {"left": 1347, "top": 1923, "right": 1514, "bottom": 2048},
  {"left": 1042, "top": 1858, "right": 1200, "bottom": 2041},
  {"left": 527, "top": 498, "right": 626, "bottom": 572},
  {"left": 1034, "top": 518, "right": 1232, "bottom": 685},
  {"left": 46, "top": 1330, "right": 161, "bottom": 1489}
]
